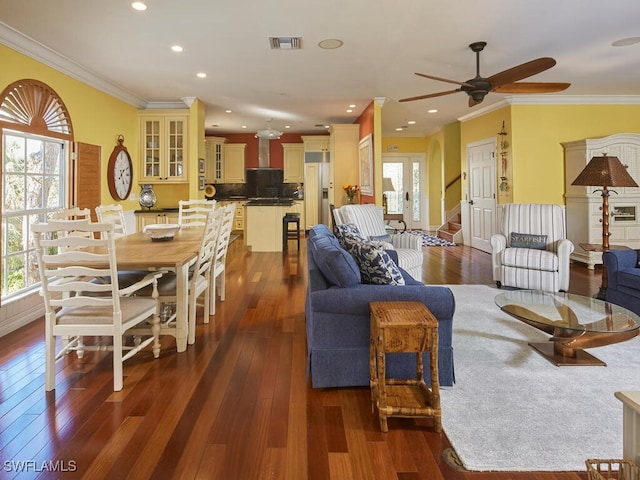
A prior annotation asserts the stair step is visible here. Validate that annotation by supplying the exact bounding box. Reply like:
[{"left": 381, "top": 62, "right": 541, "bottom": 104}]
[{"left": 438, "top": 230, "right": 455, "bottom": 242}]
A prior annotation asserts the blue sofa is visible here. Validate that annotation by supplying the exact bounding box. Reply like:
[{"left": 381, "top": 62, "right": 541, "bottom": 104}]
[
  {"left": 305, "top": 224, "right": 456, "bottom": 388},
  {"left": 603, "top": 249, "right": 640, "bottom": 316}
]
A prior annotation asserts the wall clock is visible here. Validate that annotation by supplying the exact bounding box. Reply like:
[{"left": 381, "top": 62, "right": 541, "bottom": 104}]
[{"left": 107, "top": 135, "right": 133, "bottom": 201}]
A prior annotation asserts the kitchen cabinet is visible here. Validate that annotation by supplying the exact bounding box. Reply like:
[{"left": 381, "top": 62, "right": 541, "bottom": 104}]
[
  {"left": 135, "top": 210, "right": 179, "bottom": 232},
  {"left": 217, "top": 200, "right": 245, "bottom": 231},
  {"left": 302, "top": 135, "right": 330, "bottom": 153},
  {"left": 205, "top": 136, "right": 226, "bottom": 182},
  {"left": 139, "top": 113, "right": 189, "bottom": 183},
  {"left": 223, "top": 143, "right": 246, "bottom": 183},
  {"left": 282, "top": 143, "right": 304, "bottom": 183},
  {"left": 245, "top": 204, "right": 291, "bottom": 252},
  {"left": 562, "top": 133, "right": 640, "bottom": 268}
]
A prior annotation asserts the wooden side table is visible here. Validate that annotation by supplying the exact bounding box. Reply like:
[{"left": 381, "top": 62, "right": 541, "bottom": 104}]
[{"left": 369, "top": 301, "right": 441, "bottom": 433}]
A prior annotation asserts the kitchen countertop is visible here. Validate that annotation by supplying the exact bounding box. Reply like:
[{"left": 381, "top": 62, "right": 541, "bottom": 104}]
[
  {"left": 134, "top": 207, "right": 179, "bottom": 213},
  {"left": 244, "top": 199, "right": 295, "bottom": 206}
]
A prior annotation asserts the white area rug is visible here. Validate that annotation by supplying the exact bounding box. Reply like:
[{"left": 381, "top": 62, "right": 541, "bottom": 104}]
[{"left": 441, "top": 284, "right": 640, "bottom": 472}]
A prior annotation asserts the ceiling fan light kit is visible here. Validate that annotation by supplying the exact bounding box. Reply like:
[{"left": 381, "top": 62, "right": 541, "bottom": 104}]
[{"left": 400, "top": 41, "right": 570, "bottom": 107}]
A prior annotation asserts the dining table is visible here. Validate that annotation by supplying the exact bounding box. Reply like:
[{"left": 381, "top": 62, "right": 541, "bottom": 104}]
[{"left": 53, "top": 228, "right": 205, "bottom": 352}]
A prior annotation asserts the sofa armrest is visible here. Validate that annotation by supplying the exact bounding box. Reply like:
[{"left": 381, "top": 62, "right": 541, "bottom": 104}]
[
  {"left": 390, "top": 233, "right": 421, "bottom": 251},
  {"left": 309, "top": 284, "right": 455, "bottom": 320},
  {"left": 603, "top": 249, "right": 640, "bottom": 290}
]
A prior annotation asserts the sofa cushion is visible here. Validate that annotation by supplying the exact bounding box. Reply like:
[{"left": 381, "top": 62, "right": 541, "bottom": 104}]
[
  {"left": 309, "top": 234, "right": 361, "bottom": 287},
  {"left": 502, "top": 247, "right": 558, "bottom": 272},
  {"left": 348, "top": 241, "right": 405, "bottom": 285},
  {"left": 510, "top": 232, "right": 548, "bottom": 250}
]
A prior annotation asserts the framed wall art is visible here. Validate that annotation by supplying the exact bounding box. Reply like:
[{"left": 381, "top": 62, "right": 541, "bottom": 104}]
[{"left": 359, "top": 134, "right": 373, "bottom": 195}]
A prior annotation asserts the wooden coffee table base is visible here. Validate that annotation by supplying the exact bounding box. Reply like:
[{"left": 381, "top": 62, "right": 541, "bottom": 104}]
[{"left": 528, "top": 342, "right": 606, "bottom": 367}]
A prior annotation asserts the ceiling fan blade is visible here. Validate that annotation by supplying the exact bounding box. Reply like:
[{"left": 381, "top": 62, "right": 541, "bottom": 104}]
[
  {"left": 414, "top": 72, "right": 475, "bottom": 89},
  {"left": 399, "top": 89, "right": 460, "bottom": 102},
  {"left": 493, "top": 82, "right": 571, "bottom": 93},
  {"left": 488, "top": 57, "right": 557, "bottom": 87}
]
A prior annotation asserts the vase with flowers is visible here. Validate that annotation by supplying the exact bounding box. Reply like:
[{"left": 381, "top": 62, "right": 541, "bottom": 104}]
[{"left": 343, "top": 184, "right": 360, "bottom": 204}]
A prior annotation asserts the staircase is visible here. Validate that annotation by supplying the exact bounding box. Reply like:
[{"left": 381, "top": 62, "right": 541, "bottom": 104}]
[{"left": 436, "top": 207, "right": 463, "bottom": 244}]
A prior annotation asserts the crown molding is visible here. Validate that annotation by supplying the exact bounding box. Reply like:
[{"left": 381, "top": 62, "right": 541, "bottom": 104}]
[
  {"left": 457, "top": 94, "right": 640, "bottom": 123},
  {"left": 0, "top": 21, "right": 148, "bottom": 108}
]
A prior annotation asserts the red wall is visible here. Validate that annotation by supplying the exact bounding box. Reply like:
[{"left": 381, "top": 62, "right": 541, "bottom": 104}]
[{"left": 216, "top": 133, "right": 315, "bottom": 169}]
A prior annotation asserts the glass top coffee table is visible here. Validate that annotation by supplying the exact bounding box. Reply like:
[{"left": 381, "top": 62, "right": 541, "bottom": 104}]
[{"left": 495, "top": 290, "right": 639, "bottom": 366}]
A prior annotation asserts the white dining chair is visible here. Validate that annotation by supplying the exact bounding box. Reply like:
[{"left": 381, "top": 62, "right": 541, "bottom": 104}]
[
  {"left": 95, "top": 204, "right": 128, "bottom": 238},
  {"left": 209, "top": 203, "right": 236, "bottom": 316},
  {"left": 178, "top": 199, "right": 216, "bottom": 228},
  {"left": 51, "top": 207, "right": 93, "bottom": 241},
  {"left": 32, "top": 219, "right": 163, "bottom": 391}
]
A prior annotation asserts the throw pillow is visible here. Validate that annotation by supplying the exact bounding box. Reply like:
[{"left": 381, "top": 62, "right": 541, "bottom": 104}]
[
  {"left": 510, "top": 232, "right": 548, "bottom": 250},
  {"left": 335, "top": 224, "right": 366, "bottom": 251},
  {"left": 309, "top": 235, "right": 361, "bottom": 287},
  {"left": 349, "top": 241, "right": 405, "bottom": 286},
  {"left": 369, "top": 234, "right": 392, "bottom": 243}
]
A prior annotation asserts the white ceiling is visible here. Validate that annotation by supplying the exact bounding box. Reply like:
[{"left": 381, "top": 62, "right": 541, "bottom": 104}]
[{"left": 2, "top": 0, "right": 640, "bottom": 137}]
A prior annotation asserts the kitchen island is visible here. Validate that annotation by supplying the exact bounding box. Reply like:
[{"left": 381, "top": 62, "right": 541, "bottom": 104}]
[{"left": 244, "top": 199, "right": 298, "bottom": 252}]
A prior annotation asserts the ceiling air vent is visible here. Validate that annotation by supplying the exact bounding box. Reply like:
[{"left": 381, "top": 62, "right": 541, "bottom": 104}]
[{"left": 269, "top": 37, "right": 302, "bottom": 50}]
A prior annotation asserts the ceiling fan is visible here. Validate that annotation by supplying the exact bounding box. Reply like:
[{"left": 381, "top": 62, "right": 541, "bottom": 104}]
[{"left": 399, "top": 41, "right": 570, "bottom": 107}]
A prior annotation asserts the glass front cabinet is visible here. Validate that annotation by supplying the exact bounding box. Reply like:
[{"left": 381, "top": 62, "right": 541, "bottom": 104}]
[{"left": 139, "top": 113, "right": 188, "bottom": 183}]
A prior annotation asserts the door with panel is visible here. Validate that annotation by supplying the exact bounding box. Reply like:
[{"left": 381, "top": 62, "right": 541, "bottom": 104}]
[{"left": 467, "top": 139, "right": 497, "bottom": 253}]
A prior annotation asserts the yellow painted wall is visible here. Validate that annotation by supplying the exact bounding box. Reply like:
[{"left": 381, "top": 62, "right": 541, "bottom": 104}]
[
  {"left": 511, "top": 104, "right": 640, "bottom": 204},
  {"left": 1, "top": 44, "right": 142, "bottom": 210},
  {"left": 461, "top": 103, "right": 640, "bottom": 205}
]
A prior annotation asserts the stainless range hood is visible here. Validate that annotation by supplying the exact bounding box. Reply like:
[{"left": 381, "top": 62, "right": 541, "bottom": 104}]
[{"left": 257, "top": 137, "right": 270, "bottom": 168}]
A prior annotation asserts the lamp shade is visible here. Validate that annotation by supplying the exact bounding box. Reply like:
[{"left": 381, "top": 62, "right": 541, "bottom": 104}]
[
  {"left": 382, "top": 177, "right": 396, "bottom": 192},
  {"left": 571, "top": 154, "right": 638, "bottom": 188}
]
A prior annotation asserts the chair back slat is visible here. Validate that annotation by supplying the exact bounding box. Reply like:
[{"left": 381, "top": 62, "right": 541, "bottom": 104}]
[
  {"left": 95, "top": 204, "right": 128, "bottom": 238},
  {"left": 178, "top": 199, "right": 216, "bottom": 228}
]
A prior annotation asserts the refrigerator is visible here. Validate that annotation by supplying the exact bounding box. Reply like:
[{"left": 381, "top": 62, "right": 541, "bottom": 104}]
[{"left": 304, "top": 152, "right": 330, "bottom": 227}]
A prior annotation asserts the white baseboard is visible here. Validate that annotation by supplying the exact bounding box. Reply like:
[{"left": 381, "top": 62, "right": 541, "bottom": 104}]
[{"left": 0, "top": 291, "right": 44, "bottom": 337}]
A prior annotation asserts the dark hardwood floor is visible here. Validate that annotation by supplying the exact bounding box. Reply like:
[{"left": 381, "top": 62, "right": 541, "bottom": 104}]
[{"left": 0, "top": 235, "right": 602, "bottom": 479}]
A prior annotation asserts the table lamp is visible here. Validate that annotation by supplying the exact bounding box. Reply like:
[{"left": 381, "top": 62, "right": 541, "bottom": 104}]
[
  {"left": 572, "top": 154, "right": 638, "bottom": 298},
  {"left": 382, "top": 177, "right": 395, "bottom": 214},
  {"left": 572, "top": 154, "right": 638, "bottom": 250}
]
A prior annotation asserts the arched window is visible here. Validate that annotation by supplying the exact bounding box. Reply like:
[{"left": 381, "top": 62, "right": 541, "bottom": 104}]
[{"left": 1, "top": 79, "right": 74, "bottom": 299}]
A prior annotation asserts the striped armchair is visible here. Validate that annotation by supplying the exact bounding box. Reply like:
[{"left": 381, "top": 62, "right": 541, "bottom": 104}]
[
  {"left": 490, "top": 204, "right": 574, "bottom": 292},
  {"left": 334, "top": 204, "right": 423, "bottom": 281}
]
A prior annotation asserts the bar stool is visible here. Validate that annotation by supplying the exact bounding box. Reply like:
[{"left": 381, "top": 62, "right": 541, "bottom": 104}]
[{"left": 283, "top": 212, "right": 301, "bottom": 251}]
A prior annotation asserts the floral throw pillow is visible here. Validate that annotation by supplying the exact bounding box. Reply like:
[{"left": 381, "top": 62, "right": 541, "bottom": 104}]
[
  {"left": 335, "top": 223, "right": 366, "bottom": 250},
  {"left": 349, "top": 241, "right": 405, "bottom": 286}
]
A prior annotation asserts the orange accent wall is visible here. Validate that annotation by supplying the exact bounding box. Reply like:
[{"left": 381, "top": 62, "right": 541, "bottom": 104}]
[
  {"left": 356, "top": 102, "right": 375, "bottom": 204},
  {"left": 217, "top": 133, "right": 314, "bottom": 169}
]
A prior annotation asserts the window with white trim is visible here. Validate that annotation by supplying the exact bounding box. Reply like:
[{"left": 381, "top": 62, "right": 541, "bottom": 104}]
[{"left": 2, "top": 131, "right": 66, "bottom": 298}]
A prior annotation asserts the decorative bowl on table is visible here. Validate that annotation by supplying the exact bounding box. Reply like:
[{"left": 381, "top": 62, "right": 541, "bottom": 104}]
[{"left": 142, "top": 223, "right": 180, "bottom": 242}]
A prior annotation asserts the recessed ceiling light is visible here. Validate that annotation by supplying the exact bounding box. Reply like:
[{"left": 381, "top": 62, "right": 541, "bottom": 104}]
[
  {"left": 395, "top": 127, "right": 404, "bottom": 131},
  {"left": 346, "top": 109, "right": 353, "bottom": 113},
  {"left": 318, "top": 38, "right": 344, "bottom": 49},
  {"left": 612, "top": 37, "right": 640, "bottom": 47},
  {"left": 171, "top": 45, "right": 183, "bottom": 53},
  {"left": 242, "top": 125, "right": 247, "bottom": 129},
  {"left": 349, "top": 104, "right": 356, "bottom": 108},
  {"left": 131, "top": 2, "right": 147, "bottom": 11},
  {"left": 196, "top": 72, "right": 207, "bottom": 78},
  {"left": 407, "top": 120, "right": 416, "bottom": 125},
  {"left": 324, "top": 125, "right": 330, "bottom": 129},
  {"left": 225, "top": 110, "right": 232, "bottom": 113},
  {"left": 284, "top": 125, "right": 291, "bottom": 129},
  {"left": 428, "top": 109, "right": 438, "bottom": 113}
]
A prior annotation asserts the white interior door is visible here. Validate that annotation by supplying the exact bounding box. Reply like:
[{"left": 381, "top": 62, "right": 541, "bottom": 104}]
[
  {"left": 467, "top": 139, "right": 496, "bottom": 253},
  {"left": 382, "top": 154, "right": 426, "bottom": 230}
]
